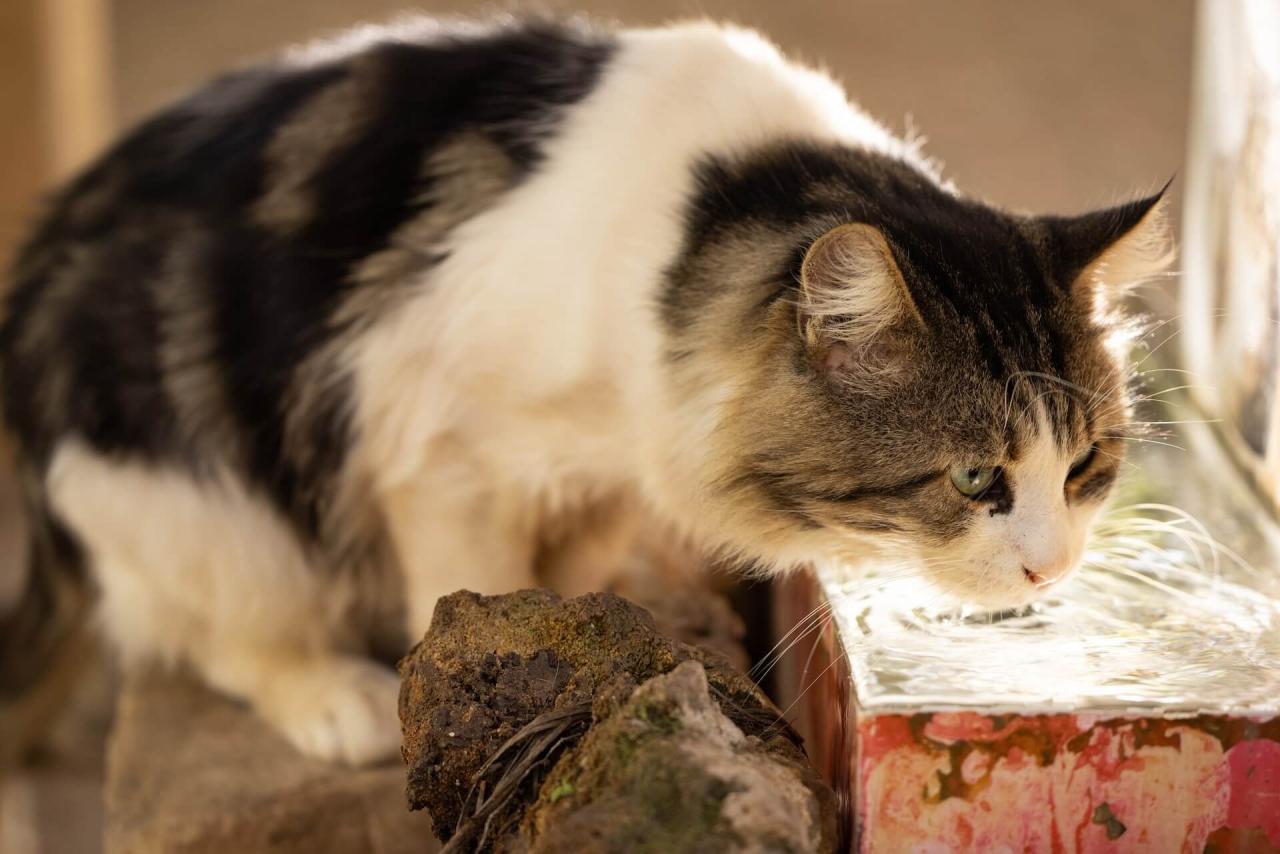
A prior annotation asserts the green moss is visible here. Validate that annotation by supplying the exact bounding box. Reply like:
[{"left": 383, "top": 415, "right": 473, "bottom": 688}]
[
  {"left": 610, "top": 729, "right": 641, "bottom": 767},
  {"left": 634, "top": 699, "right": 681, "bottom": 734},
  {"left": 547, "top": 780, "right": 575, "bottom": 803},
  {"left": 596, "top": 760, "right": 733, "bottom": 854}
]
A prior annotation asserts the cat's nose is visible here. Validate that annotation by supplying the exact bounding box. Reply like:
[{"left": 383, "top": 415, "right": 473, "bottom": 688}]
[
  {"left": 1022, "top": 566, "right": 1051, "bottom": 586},
  {"left": 1022, "top": 558, "right": 1071, "bottom": 588}
]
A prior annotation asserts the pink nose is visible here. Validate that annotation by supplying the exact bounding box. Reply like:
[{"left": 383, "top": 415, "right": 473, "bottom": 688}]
[{"left": 1022, "top": 562, "right": 1070, "bottom": 588}]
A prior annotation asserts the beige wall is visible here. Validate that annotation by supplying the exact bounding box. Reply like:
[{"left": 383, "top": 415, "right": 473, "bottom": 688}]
[
  {"left": 0, "top": 0, "right": 1198, "bottom": 284},
  {"left": 111, "top": 0, "right": 1194, "bottom": 214}
]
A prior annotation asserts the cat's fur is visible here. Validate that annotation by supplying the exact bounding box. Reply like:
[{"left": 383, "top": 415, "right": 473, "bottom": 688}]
[{"left": 0, "top": 17, "right": 1170, "bottom": 763}]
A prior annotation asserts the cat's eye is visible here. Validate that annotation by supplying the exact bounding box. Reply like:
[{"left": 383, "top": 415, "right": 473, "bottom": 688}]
[
  {"left": 949, "top": 464, "right": 1000, "bottom": 498},
  {"left": 1069, "top": 444, "right": 1098, "bottom": 478}
]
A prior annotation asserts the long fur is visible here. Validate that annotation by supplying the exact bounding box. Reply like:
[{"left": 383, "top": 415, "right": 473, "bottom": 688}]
[{"left": 0, "top": 17, "right": 1171, "bottom": 763}]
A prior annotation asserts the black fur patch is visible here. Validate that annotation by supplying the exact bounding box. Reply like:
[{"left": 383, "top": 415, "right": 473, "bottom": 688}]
[
  {"left": 1, "top": 19, "right": 615, "bottom": 546},
  {"left": 981, "top": 474, "right": 1015, "bottom": 516},
  {"left": 814, "top": 469, "right": 940, "bottom": 504},
  {"left": 1073, "top": 467, "right": 1118, "bottom": 504},
  {"left": 665, "top": 142, "right": 1158, "bottom": 399},
  {"left": 663, "top": 143, "right": 1064, "bottom": 379}
]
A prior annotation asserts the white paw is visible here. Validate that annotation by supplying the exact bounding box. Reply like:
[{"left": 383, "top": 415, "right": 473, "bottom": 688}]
[{"left": 259, "top": 656, "right": 402, "bottom": 765}]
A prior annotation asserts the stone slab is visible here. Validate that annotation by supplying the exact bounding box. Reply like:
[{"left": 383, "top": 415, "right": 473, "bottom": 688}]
[{"left": 106, "top": 669, "right": 436, "bottom": 854}]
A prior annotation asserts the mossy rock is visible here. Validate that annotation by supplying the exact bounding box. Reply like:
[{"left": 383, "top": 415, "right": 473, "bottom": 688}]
[
  {"left": 397, "top": 589, "right": 824, "bottom": 851},
  {"left": 519, "top": 662, "right": 835, "bottom": 853}
]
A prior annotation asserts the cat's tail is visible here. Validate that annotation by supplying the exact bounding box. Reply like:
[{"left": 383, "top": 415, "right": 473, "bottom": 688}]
[{"left": 0, "top": 462, "right": 94, "bottom": 767}]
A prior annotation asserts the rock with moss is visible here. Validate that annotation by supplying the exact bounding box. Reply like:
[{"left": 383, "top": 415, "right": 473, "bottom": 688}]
[
  {"left": 520, "top": 661, "right": 834, "bottom": 853},
  {"left": 398, "top": 589, "right": 831, "bottom": 852}
]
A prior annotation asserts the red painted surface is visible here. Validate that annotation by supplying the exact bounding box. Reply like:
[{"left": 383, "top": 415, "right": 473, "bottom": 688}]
[
  {"left": 853, "top": 713, "right": 1267, "bottom": 852},
  {"left": 774, "top": 573, "right": 1280, "bottom": 853},
  {"left": 1224, "top": 740, "right": 1280, "bottom": 848}
]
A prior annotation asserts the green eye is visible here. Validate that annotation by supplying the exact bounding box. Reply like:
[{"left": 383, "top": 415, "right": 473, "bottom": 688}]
[{"left": 950, "top": 464, "right": 999, "bottom": 497}]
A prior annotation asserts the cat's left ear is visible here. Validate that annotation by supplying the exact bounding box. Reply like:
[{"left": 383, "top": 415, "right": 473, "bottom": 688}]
[
  {"left": 1041, "top": 183, "right": 1176, "bottom": 313},
  {"left": 798, "top": 222, "right": 923, "bottom": 378}
]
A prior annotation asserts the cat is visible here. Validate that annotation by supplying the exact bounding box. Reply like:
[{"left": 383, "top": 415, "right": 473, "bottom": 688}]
[{"left": 0, "top": 17, "right": 1171, "bottom": 764}]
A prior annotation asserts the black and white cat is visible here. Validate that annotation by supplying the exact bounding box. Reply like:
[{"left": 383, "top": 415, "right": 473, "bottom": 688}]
[{"left": 0, "top": 18, "right": 1169, "bottom": 763}]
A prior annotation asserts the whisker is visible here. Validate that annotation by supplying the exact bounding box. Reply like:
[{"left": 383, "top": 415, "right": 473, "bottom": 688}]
[
  {"left": 752, "top": 599, "right": 833, "bottom": 680},
  {"left": 1099, "top": 435, "right": 1186, "bottom": 452}
]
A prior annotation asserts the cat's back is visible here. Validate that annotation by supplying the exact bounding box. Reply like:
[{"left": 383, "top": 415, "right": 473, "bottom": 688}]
[
  {"left": 0, "top": 18, "right": 618, "bottom": 471},
  {"left": 0, "top": 15, "right": 905, "bottom": 500},
  {"left": 27, "top": 17, "right": 617, "bottom": 224}
]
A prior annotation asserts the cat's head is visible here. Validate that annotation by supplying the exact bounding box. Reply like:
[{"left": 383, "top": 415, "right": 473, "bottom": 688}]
[{"left": 666, "top": 145, "right": 1172, "bottom": 608}]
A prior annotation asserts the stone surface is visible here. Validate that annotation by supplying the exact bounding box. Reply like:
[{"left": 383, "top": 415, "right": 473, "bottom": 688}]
[
  {"left": 521, "top": 661, "right": 835, "bottom": 853},
  {"left": 106, "top": 669, "right": 436, "bottom": 854},
  {"left": 1, "top": 765, "right": 104, "bottom": 854},
  {"left": 398, "top": 589, "right": 828, "bottom": 852}
]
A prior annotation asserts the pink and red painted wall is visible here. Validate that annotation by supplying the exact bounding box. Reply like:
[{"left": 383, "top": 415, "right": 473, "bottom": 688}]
[{"left": 776, "top": 573, "right": 1280, "bottom": 853}]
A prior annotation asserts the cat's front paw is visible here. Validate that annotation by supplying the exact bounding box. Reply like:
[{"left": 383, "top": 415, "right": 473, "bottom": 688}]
[{"left": 259, "top": 656, "right": 402, "bottom": 765}]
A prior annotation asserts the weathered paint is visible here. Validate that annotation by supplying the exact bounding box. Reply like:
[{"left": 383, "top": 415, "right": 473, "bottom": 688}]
[
  {"left": 856, "top": 712, "right": 1280, "bottom": 853},
  {"left": 774, "top": 572, "right": 1280, "bottom": 853}
]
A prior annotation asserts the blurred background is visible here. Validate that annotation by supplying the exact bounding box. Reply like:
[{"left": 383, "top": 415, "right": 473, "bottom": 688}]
[
  {"left": 2, "top": 0, "right": 1193, "bottom": 258},
  {"left": 0, "top": 1, "right": 1195, "bottom": 851}
]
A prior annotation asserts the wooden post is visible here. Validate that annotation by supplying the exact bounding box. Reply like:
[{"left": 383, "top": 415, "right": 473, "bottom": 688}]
[
  {"left": 40, "top": 0, "right": 115, "bottom": 181},
  {"left": 0, "top": 0, "right": 113, "bottom": 270},
  {"left": 0, "top": 1, "right": 52, "bottom": 272}
]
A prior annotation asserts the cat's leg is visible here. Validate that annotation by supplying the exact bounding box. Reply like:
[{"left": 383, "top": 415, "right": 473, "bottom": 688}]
[
  {"left": 380, "top": 454, "right": 537, "bottom": 640},
  {"left": 196, "top": 643, "right": 401, "bottom": 765},
  {"left": 537, "top": 492, "right": 643, "bottom": 597},
  {"left": 47, "top": 442, "right": 400, "bottom": 765}
]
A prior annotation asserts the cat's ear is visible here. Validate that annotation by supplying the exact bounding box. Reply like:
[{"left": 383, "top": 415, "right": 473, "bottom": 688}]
[
  {"left": 1043, "top": 185, "right": 1175, "bottom": 313},
  {"left": 798, "top": 223, "right": 922, "bottom": 376}
]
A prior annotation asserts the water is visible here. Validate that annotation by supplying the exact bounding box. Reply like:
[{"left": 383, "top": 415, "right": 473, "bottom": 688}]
[{"left": 824, "top": 412, "right": 1280, "bottom": 717}]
